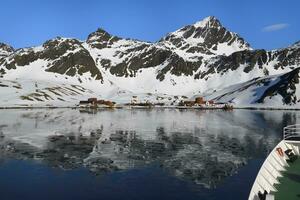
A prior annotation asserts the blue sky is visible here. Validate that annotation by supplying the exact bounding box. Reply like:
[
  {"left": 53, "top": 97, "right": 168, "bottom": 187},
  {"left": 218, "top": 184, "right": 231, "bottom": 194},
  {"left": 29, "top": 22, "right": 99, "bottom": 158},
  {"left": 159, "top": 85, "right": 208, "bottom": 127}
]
[{"left": 1, "top": 0, "right": 299, "bottom": 50}]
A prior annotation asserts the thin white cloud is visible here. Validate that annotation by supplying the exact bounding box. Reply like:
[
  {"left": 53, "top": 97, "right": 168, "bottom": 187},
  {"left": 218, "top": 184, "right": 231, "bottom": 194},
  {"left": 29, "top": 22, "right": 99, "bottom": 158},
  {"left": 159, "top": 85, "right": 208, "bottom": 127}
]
[{"left": 262, "top": 23, "right": 289, "bottom": 32}]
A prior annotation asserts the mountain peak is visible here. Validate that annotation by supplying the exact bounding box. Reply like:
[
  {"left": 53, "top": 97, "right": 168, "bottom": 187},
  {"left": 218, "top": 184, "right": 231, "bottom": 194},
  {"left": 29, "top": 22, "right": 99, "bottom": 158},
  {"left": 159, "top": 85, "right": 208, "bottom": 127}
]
[
  {"left": 94, "top": 28, "right": 111, "bottom": 36},
  {"left": 290, "top": 40, "right": 300, "bottom": 48},
  {"left": 194, "top": 16, "right": 221, "bottom": 28},
  {"left": 161, "top": 16, "right": 250, "bottom": 56},
  {"left": 86, "top": 28, "right": 120, "bottom": 49},
  {"left": 0, "top": 42, "right": 15, "bottom": 56},
  {"left": 87, "top": 28, "right": 112, "bottom": 42},
  {"left": 42, "top": 37, "right": 82, "bottom": 50}
]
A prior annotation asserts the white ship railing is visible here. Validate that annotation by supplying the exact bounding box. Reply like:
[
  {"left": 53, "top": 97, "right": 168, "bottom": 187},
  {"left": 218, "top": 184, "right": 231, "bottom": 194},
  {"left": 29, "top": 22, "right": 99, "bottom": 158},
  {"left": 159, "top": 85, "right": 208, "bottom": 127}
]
[
  {"left": 283, "top": 124, "right": 300, "bottom": 140},
  {"left": 249, "top": 124, "right": 300, "bottom": 200}
]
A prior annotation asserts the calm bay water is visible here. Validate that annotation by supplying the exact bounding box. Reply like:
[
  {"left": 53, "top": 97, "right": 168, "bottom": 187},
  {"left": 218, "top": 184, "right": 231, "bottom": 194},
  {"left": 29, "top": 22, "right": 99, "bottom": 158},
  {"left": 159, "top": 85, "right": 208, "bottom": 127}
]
[{"left": 0, "top": 108, "right": 298, "bottom": 200}]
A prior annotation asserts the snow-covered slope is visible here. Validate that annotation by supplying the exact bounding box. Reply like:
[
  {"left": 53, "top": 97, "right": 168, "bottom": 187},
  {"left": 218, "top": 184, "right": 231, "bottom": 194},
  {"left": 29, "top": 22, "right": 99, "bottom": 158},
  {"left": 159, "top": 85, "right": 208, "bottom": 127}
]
[
  {"left": 0, "top": 16, "right": 299, "bottom": 108},
  {"left": 204, "top": 68, "right": 300, "bottom": 108}
]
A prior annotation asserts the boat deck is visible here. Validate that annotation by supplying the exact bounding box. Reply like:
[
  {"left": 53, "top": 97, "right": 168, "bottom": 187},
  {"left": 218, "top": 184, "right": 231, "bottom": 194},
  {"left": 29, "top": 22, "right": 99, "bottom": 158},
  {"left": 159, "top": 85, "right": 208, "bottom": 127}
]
[{"left": 272, "top": 157, "right": 300, "bottom": 200}]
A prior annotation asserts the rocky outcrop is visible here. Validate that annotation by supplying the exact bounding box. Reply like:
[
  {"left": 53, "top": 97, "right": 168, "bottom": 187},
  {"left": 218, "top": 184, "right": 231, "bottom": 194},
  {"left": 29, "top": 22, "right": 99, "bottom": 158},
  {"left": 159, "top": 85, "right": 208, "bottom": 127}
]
[
  {"left": 207, "top": 67, "right": 300, "bottom": 106},
  {"left": 0, "top": 38, "right": 102, "bottom": 81},
  {"left": 0, "top": 42, "right": 14, "bottom": 57},
  {"left": 256, "top": 67, "right": 300, "bottom": 104},
  {"left": 206, "top": 47, "right": 300, "bottom": 74},
  {"left": 87, "top": 28, "right": 121, "bottom": 49}
]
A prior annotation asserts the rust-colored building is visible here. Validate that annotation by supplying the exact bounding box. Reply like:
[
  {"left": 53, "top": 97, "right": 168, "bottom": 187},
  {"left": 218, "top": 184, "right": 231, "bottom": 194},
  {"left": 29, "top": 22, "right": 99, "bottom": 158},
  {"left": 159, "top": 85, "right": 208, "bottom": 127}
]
[
  {"left": 208, "top": 100, "right": 214, "bottom": 105},
  {"left": 97, "top": 99, "right": 115, "bottom": 107},
  {"left": 195, "top": 97, "right": 205, "bottom": 104}
]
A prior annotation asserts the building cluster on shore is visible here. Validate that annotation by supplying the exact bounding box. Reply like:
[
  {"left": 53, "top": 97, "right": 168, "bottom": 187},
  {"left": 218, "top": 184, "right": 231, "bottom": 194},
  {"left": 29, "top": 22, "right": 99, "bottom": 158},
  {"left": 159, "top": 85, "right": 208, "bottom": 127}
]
[
  {"left": 179, "top": 97, "right": 233, "bottom": 109},
  {"left": 180, "top": 97, "right": 214, "bottom": 107},
  {"left": 79, "top": 98, "right": 115, "bottom": 108},
  {"left": 78, "top": 96, "right": 233, "bottom": 110}
]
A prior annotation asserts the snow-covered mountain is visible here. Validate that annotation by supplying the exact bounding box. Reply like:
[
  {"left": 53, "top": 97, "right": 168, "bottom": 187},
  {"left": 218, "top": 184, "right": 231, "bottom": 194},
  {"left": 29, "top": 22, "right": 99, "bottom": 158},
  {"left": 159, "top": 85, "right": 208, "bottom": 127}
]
[{"left": 0, "top": 16, "right": 299, "bottom": 108}]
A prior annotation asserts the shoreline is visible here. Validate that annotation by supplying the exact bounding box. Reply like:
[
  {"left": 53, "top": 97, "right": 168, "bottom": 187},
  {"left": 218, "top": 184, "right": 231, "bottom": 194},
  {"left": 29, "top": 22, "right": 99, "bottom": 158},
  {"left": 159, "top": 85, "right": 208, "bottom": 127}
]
[{"left": 0, "top": 105, "right": 299, "bottom": 111}]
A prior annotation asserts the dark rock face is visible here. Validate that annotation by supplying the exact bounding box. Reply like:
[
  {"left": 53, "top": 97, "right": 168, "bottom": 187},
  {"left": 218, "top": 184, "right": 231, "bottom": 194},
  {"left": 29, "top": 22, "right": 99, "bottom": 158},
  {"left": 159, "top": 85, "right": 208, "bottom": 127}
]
[
  {"left": 197, "top": 47, "right": 300, "bottom": 80},
  {"left": 0, "top": 43, "right": 15, "bottom": 72},
  {"left": 87, "top": 31, "right": 204, "bottom": 79},
  {"left": 0, "top": 43, "right": 14, "bottom": 56},
  {"left": 106, "top": 46, "right": 203, "bottom": 80},
  {"left": 0, "top": 38, "right": 103, "bottom": 81},
  {"left": 256, "top": 68, "right": 300, "bottom": 104},
  {"left": 200, "top": 49, "right": 269, "bottom": 76},
  {"left": 87, "top": 28, "right": 121, "bottom": 49},
  {"left": 42, "top": 38, "right": 102, "bottom": 80},
  {"left": 210, "top": 67, "right": 300, "bottom": 106},
  {"left": 156, "top": 54, "right": 202, "bottom": 81},
  {"left": 108, "top": 45, "right": 172, "bottom": 77},
  {"left": 42, "top": 37, "right": 81, "bottom": 60}
]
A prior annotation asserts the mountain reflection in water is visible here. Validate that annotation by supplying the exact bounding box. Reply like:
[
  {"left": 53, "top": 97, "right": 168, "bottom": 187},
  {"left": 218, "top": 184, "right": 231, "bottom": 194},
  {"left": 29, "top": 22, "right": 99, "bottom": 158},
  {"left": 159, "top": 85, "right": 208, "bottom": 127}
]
[{"left": 0, "top": 108, "right": 297, "bottom": 199}]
